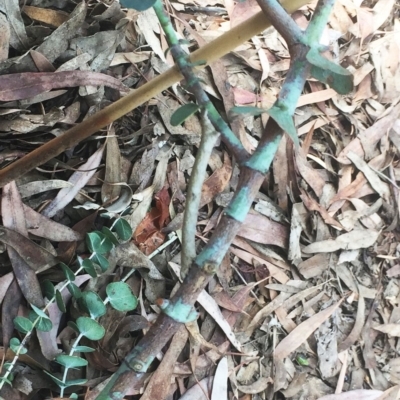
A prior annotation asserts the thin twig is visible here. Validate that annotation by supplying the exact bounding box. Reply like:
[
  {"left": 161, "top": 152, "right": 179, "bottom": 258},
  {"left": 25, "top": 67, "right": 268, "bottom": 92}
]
[{"left": 181, "top": 111, "right": 219, "bottom": 275}]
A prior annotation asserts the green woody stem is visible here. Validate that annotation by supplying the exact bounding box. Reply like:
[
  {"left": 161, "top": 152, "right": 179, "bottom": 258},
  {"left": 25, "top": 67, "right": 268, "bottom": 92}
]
[{"left": 96, "top": 0, "right": 337, "bottom": 397}]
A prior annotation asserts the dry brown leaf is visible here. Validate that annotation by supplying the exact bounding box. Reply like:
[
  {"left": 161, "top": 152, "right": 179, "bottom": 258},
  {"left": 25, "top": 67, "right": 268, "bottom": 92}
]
[
  {"left": 1, "top": 279, "right": 22, "bottom": 349},
  {"left": 200, "top": 152, "right": 232, "bottom": 207},
  {"left": 237, "top": 377, "right": 272, "bottom": 394},
  {"left": 0, "top": 71, "right": 128, "bottom": 101},
  {"left": 211, "top": 357, "right": 228, "bottom": 400},
  {"left": 274, "top": 300, "right": 343, "bottom": 360},
  {"left": 1, "top": 182, "right": 45, "bottom": 307},
  {"left": 212, "top": 290, "right": 245, "bottom": 313},
  {"left": 179, "top": 377, "right": 212, "bottom": 400},
  {"left": 24, "top": 205, "right": 82, "bottom": 242},
  {"left": 230, "top": 247, "right": 289, "bottom": 284},
  {"left": 4, "top": 0, "right": 30, "bottom": 51},
  {"left": 23, "top": 5, "right": 69, "bottom": 27},
  {"left": 337, "top": 101, "right": 400, "bottom": 164},
  {"left": 0, "top": 272, "right": 14, "bottom": 305},
  {"left": 339, "top": 296, "right": 366, "bottom": 352},
  {"left": 246, "top": 291, "right": 292, "bottom": 336},
  {"left": 298, "top": 253, "right": 330, "bottom": 279},
  {"left": 374, "top": 323, "right": 400, "bottom": 337},
  {"left": 140, "top": 327, "right": 188, "bottom": 400},
  {"left": 239, "top": 212, "right": 288, "bottom": 248},
  {"left": 230, "top": 0, "right": 260, "bottom": 27},
  {"left": 300, "top": 190, "right": 343, "bottom": 230},
  {"left": 377, "top": 385, "right": 400, "bottom": 400},
  {"left": 197, "top": 290, "right": 241, "bottom": 351},
  {"left": 297, "top": 88, "right": 337, "bottom": 107},
  {"left": 346, "top": 151, "right": 390, "bottom": 201},
  {"left": 0, "top": 13, "right": 10, "bottom": 61},
  {"left": 42, "top": 145, "right": 105, "bottom": 218},
  {"left": 101, "top": 131, "right": 122, "bottom": 204},
  {"left": 295, "top": 148, "right": 326, "bottom": 197},
  {"left": 30, "top": 49, "right": 55, "bottom": 72},
  {"left": 137, "top": 8, "right": 166, "bottom": 62},
  {"left": 318, "top": 390, "right": 384, "bottom": 400},
  {"left": 303, "top": 229, "right": 380, "bottom": 253}
]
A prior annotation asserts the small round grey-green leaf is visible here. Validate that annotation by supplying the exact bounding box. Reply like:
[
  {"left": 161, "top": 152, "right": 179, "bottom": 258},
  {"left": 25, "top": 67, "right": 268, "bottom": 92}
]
[
  {"left": 106, "top": 282, "right": 138, "bottom": 312},
  {"left": 42, "top": 279, "right": 55, "bottom": 300},
  {"left": 43, "top": 371, "right": 67, "bottom": 389},
  {"left": 30, "top": 304, "right": 49, "bottom": 319},
  {"left": 10, "top": 337, "right": 27, "bottom": 354},
  {"left": 170, "top": 103, "right": 200, "bottom": 126},
  {"left": 113, "top": 218, "right": 132, "bottom": 241},
  {"left": 55, "top": 289, "right": 66, "bottom": 313},
  {"left": 64, "top": 378, "right": 88, "bottom": 387},
  {"left": 76, "top": 317, "right": 105, "bottom": 341},
  {"left": 120, "top": 0, "right": 157, "bottom": 11},
  {"left": 56, "top": 355, "right": 88, "bottom": 369},
  {"left": 87, "top": 231, "right": 114, "bottom": 254},
  {"left": 14, "top": 316, "right": 33, "bottom": 333},
  {"left": 86, "top": 231, "right": 102, "bottom": 253},
  {"left": 91, "top": 253, "right": 109, "bottom": 272},
  {"left": 81, "top": 258, "right": 97, "bottom": 278},
  {"left": 68, "top": 282, "right": 82, "bottom": 299},
  {"left": 73, "top": 345, "right": 95, "bottom": 353},
  {"left": 101, "top": 226, "right": 119, "bottom": 246},
  {"left": 29, "top": 312, "right": 52, "bottom": 332},
  {"left": 79, "top": 291, "right": 106, "bottom": 318},
  {"left": 68, "top": 321, "right": 79, "bottom": 333},
  {"left": 60, "top": 262, "right": 76, "bottom": 281}
]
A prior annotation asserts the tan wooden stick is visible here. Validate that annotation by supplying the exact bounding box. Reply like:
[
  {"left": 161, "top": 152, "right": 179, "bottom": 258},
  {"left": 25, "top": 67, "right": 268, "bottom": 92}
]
[{"left": 0, "top": 0, "right": 308, "bottom": 187}]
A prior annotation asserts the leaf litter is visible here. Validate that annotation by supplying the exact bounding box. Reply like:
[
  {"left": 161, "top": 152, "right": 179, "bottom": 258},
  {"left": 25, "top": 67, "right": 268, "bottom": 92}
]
[{"left": 0, "top": 0, "right": 399, "bottom": 399}]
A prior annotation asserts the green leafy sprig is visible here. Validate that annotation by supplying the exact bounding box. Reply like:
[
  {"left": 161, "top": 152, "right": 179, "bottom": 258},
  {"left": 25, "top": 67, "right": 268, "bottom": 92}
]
[{"left": 0, "top": 212, "right": 138, "bottom": 398}]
